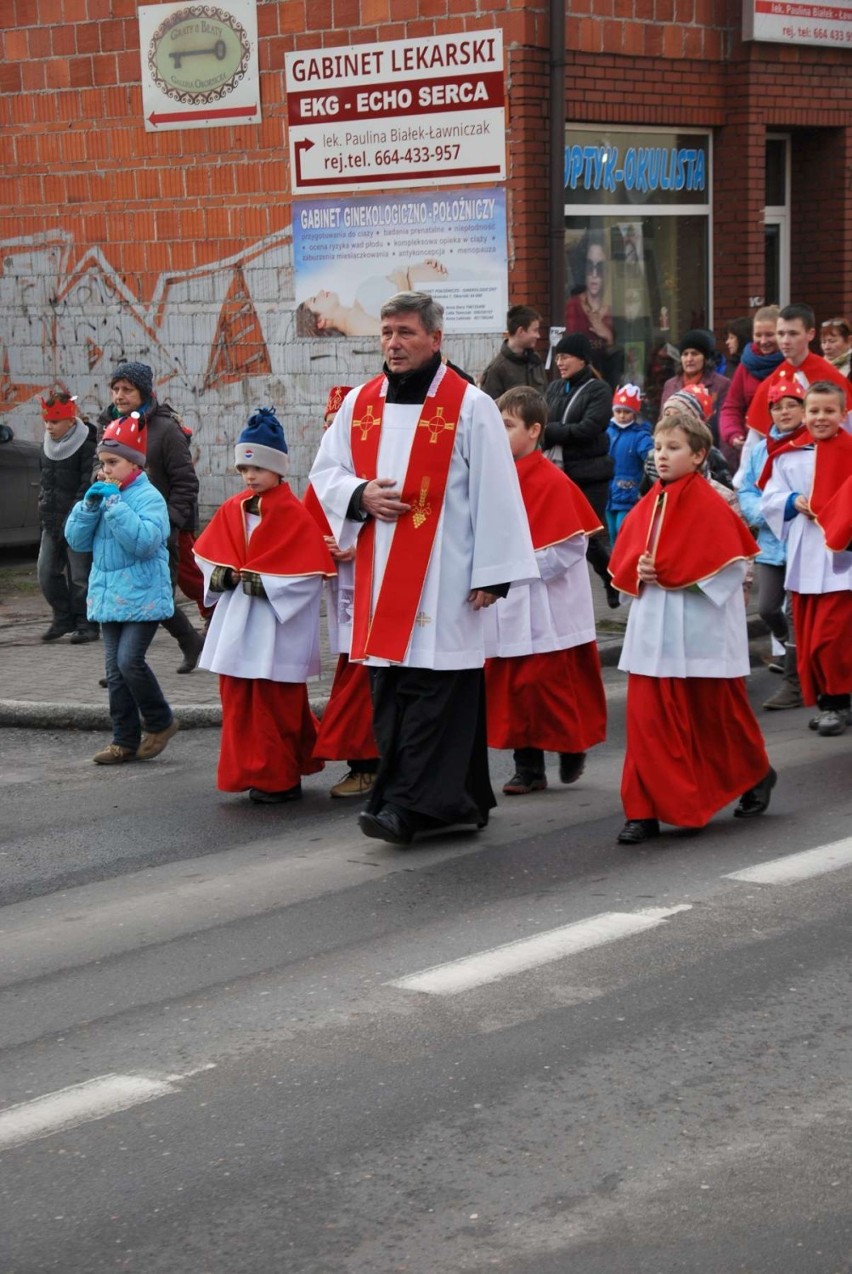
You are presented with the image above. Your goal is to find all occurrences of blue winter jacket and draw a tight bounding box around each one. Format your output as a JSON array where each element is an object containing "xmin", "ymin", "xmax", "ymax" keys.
[
  {"xmin": 65, "ymin": 472, "xmax": 174, "ymax": 622},
  {"xmin": 606, "ymin": 418, "xmax": 654, "ymax": 511},
  {"xmin": 736, "ymin": 431, "xmax": 787, "ymax": 566}
]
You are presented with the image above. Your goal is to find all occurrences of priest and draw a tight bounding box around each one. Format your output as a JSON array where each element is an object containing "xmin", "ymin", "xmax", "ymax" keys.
[{"xmin": 309, "ymin": 291, "xmax": 538, "ymax": 846}]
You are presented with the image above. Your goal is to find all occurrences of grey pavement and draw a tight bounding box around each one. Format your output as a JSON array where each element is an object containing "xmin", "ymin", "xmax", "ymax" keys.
[{"xmin": 0, "ymin": 559, "xmax": 766, "ymax": 729}]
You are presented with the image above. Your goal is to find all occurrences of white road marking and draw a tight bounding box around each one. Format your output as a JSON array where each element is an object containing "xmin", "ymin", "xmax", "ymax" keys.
[
  {"xmin": 724, "ymin": 837, "xmax": 852, "ymax": 885},
  {"xmin": 0, "ymin": 1067, "xmax": 214, "ymax": 1151},
  {"xmin": 387, "ymin": 905, "xmax": 692, "ymax": 996}
]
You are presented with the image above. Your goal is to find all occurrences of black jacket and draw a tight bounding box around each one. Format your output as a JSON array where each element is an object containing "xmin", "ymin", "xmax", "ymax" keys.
[
  {"xmin": 543, "ymin": 367, "xmax": 614, "ymax": 488},
  {"xmin": 39, "ymin": 421, "xmax": 97, "ymax": 535},
  {"xmin": 97, "ymin": 401, "xmax": 199, "ymax": 531}
]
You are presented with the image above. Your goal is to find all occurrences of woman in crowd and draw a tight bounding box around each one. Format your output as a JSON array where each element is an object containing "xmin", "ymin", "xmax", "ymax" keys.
[{"xmin": 661, "ymin": 328, "xmax": 730, "ymax": 447}]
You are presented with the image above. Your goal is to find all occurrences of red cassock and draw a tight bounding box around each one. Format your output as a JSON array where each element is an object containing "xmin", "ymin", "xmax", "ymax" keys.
[
  {"xmin": 485, "ymin": 450, "xmax": 607, "ymax": 752},
  {"xmin": 611, "ymin": 473, "xmax": 768, "ymax": 828},
  {"xmin": 313, "ymin": 653, "xmax": 378, "ymax": 761}
]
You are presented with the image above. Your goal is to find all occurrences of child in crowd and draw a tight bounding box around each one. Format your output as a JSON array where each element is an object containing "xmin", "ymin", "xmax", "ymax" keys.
[
  {"xmin": 484, "ymin": 387, "xmax": 607, "ymax": 794},
  {"xmin": 738, "ymin": 374, "xmax": 806, "ymax": 710},
  {"xmin": 606, "ymin": 383, "xmax": 653, "ymax": 542},
  {"xmin": 305, "ymin": 386, "xmax": 380, "ymax": 799},
  {"xmin": 194, "ymin": 408, "xmax": 336, "ymax": 803},
  {"xmin": 37, "ymin": 391, "xmax": 98, "ymax": 643},
  {"xmin": 65, "ymin": 413, "xmax": 178, "ymax": 765},
  {"xmin": 609, "ymin": 406, "xmax": 775, "ymax": 844},
  {"xmin": 760, "ymin": 381, "xmax": 852, "ymax": 736},
  {"xmin": 642, "ymin": 384, "xmax": 733, "ymax": 495}
]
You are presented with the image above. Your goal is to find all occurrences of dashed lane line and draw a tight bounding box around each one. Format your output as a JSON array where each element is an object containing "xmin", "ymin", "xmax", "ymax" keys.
[
  {"xmin": 386, "ymin": 904, "xmax": 692, "ymax": 996},
  {"xmin": 0, "ymin": 1065, "xmax": 215, "ymax": 1152},
  {"xmin": 723, "ymin": 836, "xmax": 852, "ymax": 885}
]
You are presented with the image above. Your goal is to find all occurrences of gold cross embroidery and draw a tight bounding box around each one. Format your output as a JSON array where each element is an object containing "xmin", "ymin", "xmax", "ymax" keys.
[
  {"xmin": 411, "ymin": 477, "xmax": 432, "ymax": 528},
  {"xmin": 419, "ymin": 406, "xmax": 455, "ymax": 444},
  {"xmin": 414, "ymin": 611, "xmax": 432, "ymax": 628},
  {"xmin": 353, "ymin": 405, "xmax": 380, "ymax": 442}
]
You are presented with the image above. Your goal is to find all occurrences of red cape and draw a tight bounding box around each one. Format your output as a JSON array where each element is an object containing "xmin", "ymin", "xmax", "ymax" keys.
[
  {"xmin": 609, "ymin": 471, "xmax": 758, "ymax": 597},
  {"xmin": 516, "ymin": 450, "xmax": 602, "ymax": 550},
  {"xmin": 746, "ymin": 353, "xmax": 852, "ymax": 436},
  {"xmin": 194, "ymin": 481, "xmax": 336, "ymax": 578},
  {"xmin": 303, "ymin": 482, "xmax": 333, "ymax": 538},
  {"xmin": 811, "ymin": 431, "xmax": 852, "ymax": 550}
]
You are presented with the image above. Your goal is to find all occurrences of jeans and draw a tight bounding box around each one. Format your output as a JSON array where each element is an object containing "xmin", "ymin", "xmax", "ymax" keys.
[
  {"xmin": 101, "ymin": 621, "xmax": 173, "ymax": 750},
  {"xmin": 37, "ymin": 528, "xmax": 92, "ymax": 628}
]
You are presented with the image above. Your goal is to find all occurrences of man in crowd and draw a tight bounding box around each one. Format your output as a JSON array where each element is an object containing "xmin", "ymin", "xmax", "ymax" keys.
[
  {"xmin": 309, "ymin": 291, "xmax": 537, "ymax": 847},
  {"xmin": 480, "ymin": 305, "xmax": 547, "ymax": 399}
]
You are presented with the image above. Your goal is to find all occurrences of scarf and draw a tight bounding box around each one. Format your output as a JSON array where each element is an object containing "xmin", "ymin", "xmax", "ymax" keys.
[
  {"xmin": 42, "ymin": 418, "xmax": 88, "ymax": 461},
  {"xmin": 739, "ymin": 342, "xmax": 784, "ymax": 381}
]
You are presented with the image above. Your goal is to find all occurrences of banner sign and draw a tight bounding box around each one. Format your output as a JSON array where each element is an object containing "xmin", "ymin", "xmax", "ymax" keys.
[
  {"xmin": 284, "ymin": 32, "xmax": 506, "ymax": 194},
  {"xmin": 564, "ymin": 130, "xmax": 710, "ymax": 208},
  {"xmin": 743, "ymin": 0, "xmax": 852, "ymax": 46}
]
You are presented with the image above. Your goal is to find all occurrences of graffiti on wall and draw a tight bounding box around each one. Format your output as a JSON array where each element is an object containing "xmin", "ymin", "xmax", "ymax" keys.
[{"xmin": 0, "ymin": 228, "xmax": 493, "ymax": 511}]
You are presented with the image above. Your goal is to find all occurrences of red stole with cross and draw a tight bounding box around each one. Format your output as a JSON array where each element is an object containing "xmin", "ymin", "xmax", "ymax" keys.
[{"xmin": 349, "ymin": 365, "xmax": 468, "ymax": 662}]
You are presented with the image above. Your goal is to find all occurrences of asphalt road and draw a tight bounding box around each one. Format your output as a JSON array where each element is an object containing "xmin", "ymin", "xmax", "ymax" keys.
[{"xmin": 0, "ymin": 668, "xmax": 850, "ymax": 1273}]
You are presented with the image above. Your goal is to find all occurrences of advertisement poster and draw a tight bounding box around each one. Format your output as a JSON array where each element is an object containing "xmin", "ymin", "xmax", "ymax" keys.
[
  {"xmin": 293, "ymin": 188, "xmax": 507, "ymax": 336},
  {"xmin": 284, "ymin": 31, "xmax": 505, "ymax": 194}
]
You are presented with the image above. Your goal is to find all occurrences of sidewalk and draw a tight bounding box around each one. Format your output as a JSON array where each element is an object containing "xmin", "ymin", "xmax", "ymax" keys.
[{"xmin": 1, "ymin": 555, "xmax": 763, "ymax": 730}]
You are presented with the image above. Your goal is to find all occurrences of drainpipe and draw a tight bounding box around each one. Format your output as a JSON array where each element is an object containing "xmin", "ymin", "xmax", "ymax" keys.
[{"xmin": 549, "ymin": 0, "xmax": 566, "ymax": 333}]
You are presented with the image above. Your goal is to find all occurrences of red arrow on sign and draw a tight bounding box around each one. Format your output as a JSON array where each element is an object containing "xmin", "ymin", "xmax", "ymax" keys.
[
  {"xmin": 148, "ymin": 104, "xmax": 259, "ymax": 126},
  {"xmin": 294, "ymin": 137, "xmax": 315, "ymax": 185}
]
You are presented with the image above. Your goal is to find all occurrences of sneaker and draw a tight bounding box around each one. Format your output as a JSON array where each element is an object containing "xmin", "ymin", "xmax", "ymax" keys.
[
  {"xmin": 502, "ymin": 770, "xmax": 547, "ymax": 795},
  {"xmin": 136, "ymin": 719, "xmax": 180, "ymax": 760},
  {"xmin": 42, "ymin": 622, "xmax": 75, "ymax": 642},
  {"xmin": 816, "ymin": 708, "xmax": 849, "ymax": 737},
  {"xmin": 762, "ymin": 654, "xmax": 784, "ymax": 675},
  {"xmin": 329, "ymin": 769, "xmax": 377, "ymax": 799},
  {"xmin": 762, "ymin": 682, "xmax": 803, "ymax": 710},
  {"xmin": 558, "ymin": 752, "xmax": 586, "ymax": 784},
  {"xmin": 93, "ymin": 743, "xmax": 137, "ymax": 765}
]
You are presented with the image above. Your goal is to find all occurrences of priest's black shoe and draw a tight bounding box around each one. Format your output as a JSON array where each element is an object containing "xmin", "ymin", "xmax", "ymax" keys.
[
  {"xmin": 248, "ymin": 784, "xmax": 302, "ymax": 804},
  {"xmin": 733, "ymin": 767, "xmax": 777, "ymax": 819},
  {"xmin": 617, "ymin": 818, "xmax": 660, "ymax": 845},
  {"xmin": 358, "ymin": 804, "xmax": 414, "ymax": 847}
]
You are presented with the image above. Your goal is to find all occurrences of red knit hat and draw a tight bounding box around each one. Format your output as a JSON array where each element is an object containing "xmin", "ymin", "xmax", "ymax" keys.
[
  {"xmin": 40, "ymin": 394, "xmax": 78, "ymax": 423},
  {"xmin": 324, "ymin": 385, "xmax": 351, "ymax": 421},
  {"xmin": 613, "ymin": 383, "xmax": 642, "ymax": 415},
  {"xmin": 98, "ymin": 412, "xmax": 147, "ymax": 466}
]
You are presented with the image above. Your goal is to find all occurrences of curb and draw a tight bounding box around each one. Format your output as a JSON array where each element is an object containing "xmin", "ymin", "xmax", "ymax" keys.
[{"xmin": 0, "ymin": 622, "xmax": 768, "ymax": 731}]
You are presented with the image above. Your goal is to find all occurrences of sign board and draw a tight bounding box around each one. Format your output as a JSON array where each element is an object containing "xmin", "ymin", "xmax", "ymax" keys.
[
  {"xmin": 140, "ymin": 0, "xmax": 260, "ymax": 131},
  {"xmin": 284, "ymin": 31, "xmax": 506, "ymax": 194},
  {"xmin": 293, "ymin": 188, "xmax": 507, "ymax": 335},
  {"xmin": 743, "ymin": 0, "xmax": 852, "ymax": 47}
]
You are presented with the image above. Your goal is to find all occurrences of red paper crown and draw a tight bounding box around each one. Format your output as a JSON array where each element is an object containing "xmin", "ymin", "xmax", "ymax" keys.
[
  {"xmin": 613, "ymin": 383, "xmax": 642, "ymax": 415},
  {"xmin": 681, "ymin": 383, "xmax": 713, "ymax": 422},
  {"xmin": 40, "ymin": 395, "xmax": 78, "ymax": 423},
  {"xmin": 768, "ymin": 373, "xmax": 805, "ymax": 405},
  {"xmin": 324, "ymin": 385, "xmax": 351, "ymax": 420}
]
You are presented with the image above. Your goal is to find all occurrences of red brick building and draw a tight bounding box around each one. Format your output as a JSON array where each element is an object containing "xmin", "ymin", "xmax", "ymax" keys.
[{"xmin": 1, "ymin": 0, "xmax": 850, "ymax": 506}]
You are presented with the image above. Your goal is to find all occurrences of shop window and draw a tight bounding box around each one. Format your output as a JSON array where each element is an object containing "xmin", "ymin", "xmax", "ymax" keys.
[{"xmin": 563, "ymin": 129, "xmax": 711, "ymax": 416}]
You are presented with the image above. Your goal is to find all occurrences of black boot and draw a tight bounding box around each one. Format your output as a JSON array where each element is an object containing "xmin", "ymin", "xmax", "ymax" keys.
[{"xmin": 161, "ymin": 609, "xmax": 205, "ymax": 673}]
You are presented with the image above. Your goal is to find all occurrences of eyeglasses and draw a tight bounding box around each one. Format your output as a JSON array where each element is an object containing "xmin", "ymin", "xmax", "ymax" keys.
[{"xmin": 585, "ymin": 259, "xmax": 605, "ymax": 276}]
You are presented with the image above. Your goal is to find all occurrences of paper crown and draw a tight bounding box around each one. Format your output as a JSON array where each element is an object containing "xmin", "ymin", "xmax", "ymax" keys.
[
  {"xmin": 613, "ymin": 384, "xmax": 642, "ymax": 414},
  {"xmin": 40, "ymin": 395, "xmax": 78, "ymax": 423},
  {"xmin": 324, "ymin": 385, "xmax": 351, "ymax": 420},
  {"xmin": 768, "ymin": 373, "xmax": 805, "ymax": 404},
  {"xmin": 98, "ymin": 412, "xmax": 147, "ymax": 466}
]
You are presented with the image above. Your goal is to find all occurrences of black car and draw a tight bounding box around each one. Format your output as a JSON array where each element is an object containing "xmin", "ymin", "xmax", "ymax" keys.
[{"xmin": 0, "ymin": 422, "xmax": 41, "ymax": 547}]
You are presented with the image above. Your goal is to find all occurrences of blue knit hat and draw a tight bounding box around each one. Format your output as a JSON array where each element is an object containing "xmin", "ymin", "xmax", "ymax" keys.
[
  {"xmin": 109, "ymin": 361, "xmax": 154, "ymax": 400},
  {"xmin": 234, "ymin": 407, "xmax": 289, "ymax": 476}
]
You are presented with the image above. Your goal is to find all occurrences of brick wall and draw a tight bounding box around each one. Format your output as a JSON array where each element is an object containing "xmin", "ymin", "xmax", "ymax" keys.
[{"xmin": 2, "ymin": 0, "xmax": 852, "ymax": 515}]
